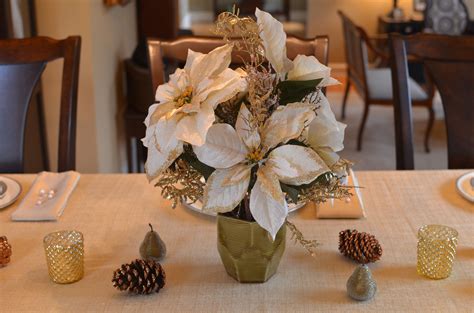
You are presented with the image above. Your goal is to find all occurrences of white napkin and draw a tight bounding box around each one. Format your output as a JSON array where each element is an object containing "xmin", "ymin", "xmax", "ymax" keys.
[
  {"xmin": 11, "ymin": 171, "xmax": 80, "ymax": 221},
  {"xmin": 316, "ymin": 169, "xmax": 366, "ymax": 219}
]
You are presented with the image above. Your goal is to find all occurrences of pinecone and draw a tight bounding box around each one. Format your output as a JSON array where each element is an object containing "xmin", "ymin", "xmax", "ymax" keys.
[
  {"xmin": 0, "ymin": 236, "xmax": 12, "ymax": 268},
  {"xmin": 112, "ymin": 259, "xmax": 165, "ymax": 295},
  {"xmin": 339, "ymin": 229, "xmax": 382, "ymax": 264}
]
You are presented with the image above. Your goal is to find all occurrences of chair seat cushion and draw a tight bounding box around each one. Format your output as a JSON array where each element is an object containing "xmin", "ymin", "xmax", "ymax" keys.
[{"xmin": 367, "ymin": 68, "xmax": 428, "ymax": 101}]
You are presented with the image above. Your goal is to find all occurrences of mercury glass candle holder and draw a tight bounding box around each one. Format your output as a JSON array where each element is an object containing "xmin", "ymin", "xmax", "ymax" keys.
[
  {"xmin": 43, "ymin": 230, "xmax": 84, "ymax": 284},
  {"xmin": 417, "ymin": 225, "xmax": 458, "ymax": 279}
]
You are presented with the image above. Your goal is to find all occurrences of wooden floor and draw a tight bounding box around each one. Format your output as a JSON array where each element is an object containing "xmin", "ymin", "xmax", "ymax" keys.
[{"xmin": 325, "ymin": 76, "xmax": 448, "ymax": 170}]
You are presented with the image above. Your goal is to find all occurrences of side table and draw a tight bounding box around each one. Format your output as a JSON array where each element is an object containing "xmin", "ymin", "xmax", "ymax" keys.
[{"xmin": 378, "ymin": 16, "xmax": 425, "ymax": 83}]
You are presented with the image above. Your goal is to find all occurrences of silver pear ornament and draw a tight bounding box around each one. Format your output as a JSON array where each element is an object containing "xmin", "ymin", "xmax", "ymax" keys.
[
  {"xmin": 140, "ymin": 223, "xmax": 166, "ymax": 261},
  {"xmin": 346, "ymin": 264, "xmax": 377, "ymax": 301}
]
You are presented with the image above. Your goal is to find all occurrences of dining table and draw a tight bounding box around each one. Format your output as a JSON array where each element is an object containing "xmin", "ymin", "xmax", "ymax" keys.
[{"xmin": 0, "ymin": 170, "xmax": 473, "ymax": 312}]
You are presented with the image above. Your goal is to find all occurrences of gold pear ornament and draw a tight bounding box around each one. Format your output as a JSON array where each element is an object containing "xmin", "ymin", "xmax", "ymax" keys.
[{"xmin": 140, "ymin": 224, "xmax": 166, "ymax": 261}]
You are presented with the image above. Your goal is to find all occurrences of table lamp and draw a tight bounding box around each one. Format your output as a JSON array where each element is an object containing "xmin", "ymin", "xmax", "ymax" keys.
[{"xmin": 388, "ymin": 0, "xmax": 405, "ymax": 19}]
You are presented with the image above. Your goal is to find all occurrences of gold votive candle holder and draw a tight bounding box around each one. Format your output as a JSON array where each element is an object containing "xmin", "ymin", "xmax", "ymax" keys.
[
  {"xmin": 417, "ymin": 224, "xmax": 458, "ymax": 279},
  {"xmin": 43, "ymin": 230, "xmax": 84, "ymax": 284}
]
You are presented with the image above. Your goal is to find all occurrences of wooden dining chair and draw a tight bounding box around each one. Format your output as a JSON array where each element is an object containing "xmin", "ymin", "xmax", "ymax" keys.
[
  {"xmin": 0, "ymin": 36, "xmax": 81, "ymax": 173},
  {"xmin": 338, "ymin": 11, "xmax": 436, "ymax": 152},
  {"xmin": 147, "ymin": 35, "xmax": 329, "ymax": 92},
  {"xmin": 390, "ymin": 33, "xmax": 474, "ymax": 169}
]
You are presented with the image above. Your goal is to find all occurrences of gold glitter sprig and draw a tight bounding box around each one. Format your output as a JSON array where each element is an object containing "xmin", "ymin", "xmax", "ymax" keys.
[
  {"xmin": 298, "ymin": 174, "xmax": 353, "ymax": 204},
  {"xmin": 214, "ymin": 6, "xmax": 263, "ymax": 60},
  {"xmin": 331, "ymin": 158, "xmax": 353, "ymax": 175},
  {"xmin": 155, "ymin": 161, "xmax": 205, "ymax": 209},
  {"xmin": 213, "ymin": 5, "xmax": 282, "ymax": 129},
  {"xmin": 302, "ymin": 88, "xmax": 323, "ymax": 105},
  {"xmin": 246, "ymin": 65, "xmax": 278, "ymax": 127},
  {"xmin": 286, "ymin": 220, "xmax": 320, "ymax": 257}
]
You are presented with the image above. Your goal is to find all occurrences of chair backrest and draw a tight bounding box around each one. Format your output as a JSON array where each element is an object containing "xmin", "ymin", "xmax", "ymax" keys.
[
  {"xmin": 390, "ymin": 33, "xmax": 474, "ymax": 169},
  {"xmin": 337, "ymin": 11, "xmax": 369, "ymax": 97},
  {"xmin": 425, "ymin": 0, "xmax": 469, "ymax": 35},
  {"xmin": 147, "ymin": 35, "xmax": 329, "ymax": 92},
  {"xmin": 0, "ymin": 36, "xmax": 81, "ymax": 173}
]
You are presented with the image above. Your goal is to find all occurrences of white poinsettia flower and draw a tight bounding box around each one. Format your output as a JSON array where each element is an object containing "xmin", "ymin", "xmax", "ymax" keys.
[
  {"xmin": 288, "ymin": 55, "xmax": 340, "ymax": 87},
  {"xmin": 255, "ymin": 8, "xmax": 293, "ymax": 80},
  {"xmin": 142, "ymin": 44, "xmax": 247, "ymax": 181},
  {"xmin": 194, "ymin": 103, "xmax": 330, "ymax": 239},
  {"xmin": 307, "ymin": 94, "xmax": 346, "ymax": 167}
]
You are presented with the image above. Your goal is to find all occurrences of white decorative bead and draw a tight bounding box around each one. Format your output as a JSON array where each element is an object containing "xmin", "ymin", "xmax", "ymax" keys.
[
  {"xmin": 47, "ymin": 189, "xmax": 55, "ymax": 199},
  {"xmin": 37, "ymin": 188, "xmax": 56, "ymax": 204}
]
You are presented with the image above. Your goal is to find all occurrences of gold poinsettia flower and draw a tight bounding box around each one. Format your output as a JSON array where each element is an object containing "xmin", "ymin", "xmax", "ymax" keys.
[
  {"xmin": 142, "ymin": 44, "xmax": 247, "ymax": 181},
  {"xmin": 193, "ymin": 103, "xmax": 330, "ymax": 238}
]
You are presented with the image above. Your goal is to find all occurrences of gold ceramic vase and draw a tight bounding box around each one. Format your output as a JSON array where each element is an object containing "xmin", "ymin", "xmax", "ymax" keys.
[{"xmin": 217, "ymin": 214, "xmax": 286, "ymax": 283}]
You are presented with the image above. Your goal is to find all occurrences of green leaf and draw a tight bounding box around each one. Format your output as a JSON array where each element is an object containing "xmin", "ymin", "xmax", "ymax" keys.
[
  {"xmin": 280, "ymin": 183, "xmax": 300, "ymax": 203},
  {"xmin": 298, "ymin": 171, "xmax": 334, "ymax": 189},
  {"xmin": 277, "ymin": 78, "xmax": 323, "ymax": 105},
  {"xmin": 180, "ymin": 151, "xmax": 215, "ymax": 179},
  {"xmin": 285, "ymin": 139, "xmax": 308, "ymax": 147}
]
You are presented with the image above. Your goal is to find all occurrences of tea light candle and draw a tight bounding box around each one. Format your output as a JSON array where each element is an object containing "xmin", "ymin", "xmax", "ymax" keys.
[
  {"xmin": 417, "ymin": 224, "xmax": 458, "ymax": 279},
  {"xmin": 43, "ymin": 230, "xmax": 84, "ymax": 284}
]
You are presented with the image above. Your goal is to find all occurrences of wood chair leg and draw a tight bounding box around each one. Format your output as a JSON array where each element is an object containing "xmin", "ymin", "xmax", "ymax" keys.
[
  {"xmin": 357, "ymin": 101, "xmax": 370, "ymax": 151},
  {"xmin": 136, "ymin": 138, "xmax": 145, "ymax": 173},
  {"xmin": 341, "ymin": 80, "xmax": 351, "ymax": 120},
  {"xmin": 126, "ymin": 135, "xmax": 134, "ymax": 173},
  {"xmin": 424, "ymin": 106, "xmax": 435, "ymax": 153}
]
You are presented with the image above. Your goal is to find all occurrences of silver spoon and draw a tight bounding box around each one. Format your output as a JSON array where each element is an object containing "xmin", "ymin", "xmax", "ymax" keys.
[{"xmin": 0, "ymin": 181, "xmax": 7, "ymax": 199}]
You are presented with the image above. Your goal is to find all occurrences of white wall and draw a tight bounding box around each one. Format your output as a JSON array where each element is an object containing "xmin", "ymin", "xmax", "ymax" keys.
[
  {"xmin": 307, "ymin": 0, "xmax": 414, "ymax": 63},
  {"xmin": 35, "ymin": 0, "xmax": 137, "ymax": 173},
  {"xmin": 466, "ymin": 0, "xmax": 474, "ymax": 16},
  {"xmin": 90, "ymin": 2, "xmax": 137, "ymax": 172}
]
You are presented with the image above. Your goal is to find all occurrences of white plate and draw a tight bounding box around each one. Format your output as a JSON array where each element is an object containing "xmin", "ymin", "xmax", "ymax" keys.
[
  {"xmin": 0, "ymin": 176, "xmax": 22, "ymax": 210},
  {"xmin": 456, "ymin": 171, "xmax": 474, "ymax": 203},
  {"xmin": 182, "ymin": 199, "xmax": 305, "ymax": 217}
]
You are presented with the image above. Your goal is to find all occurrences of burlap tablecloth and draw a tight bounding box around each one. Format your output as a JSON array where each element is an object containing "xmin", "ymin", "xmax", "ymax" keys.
[{"xmin": 0, "ymin": 171, "xmax": 472, "ymax": 312}]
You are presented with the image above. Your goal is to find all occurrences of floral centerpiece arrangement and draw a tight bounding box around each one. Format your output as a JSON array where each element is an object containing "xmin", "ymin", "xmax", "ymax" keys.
[{"xmin": 143, "ymin": 7, "xmax": 352, "ymax": 283}]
